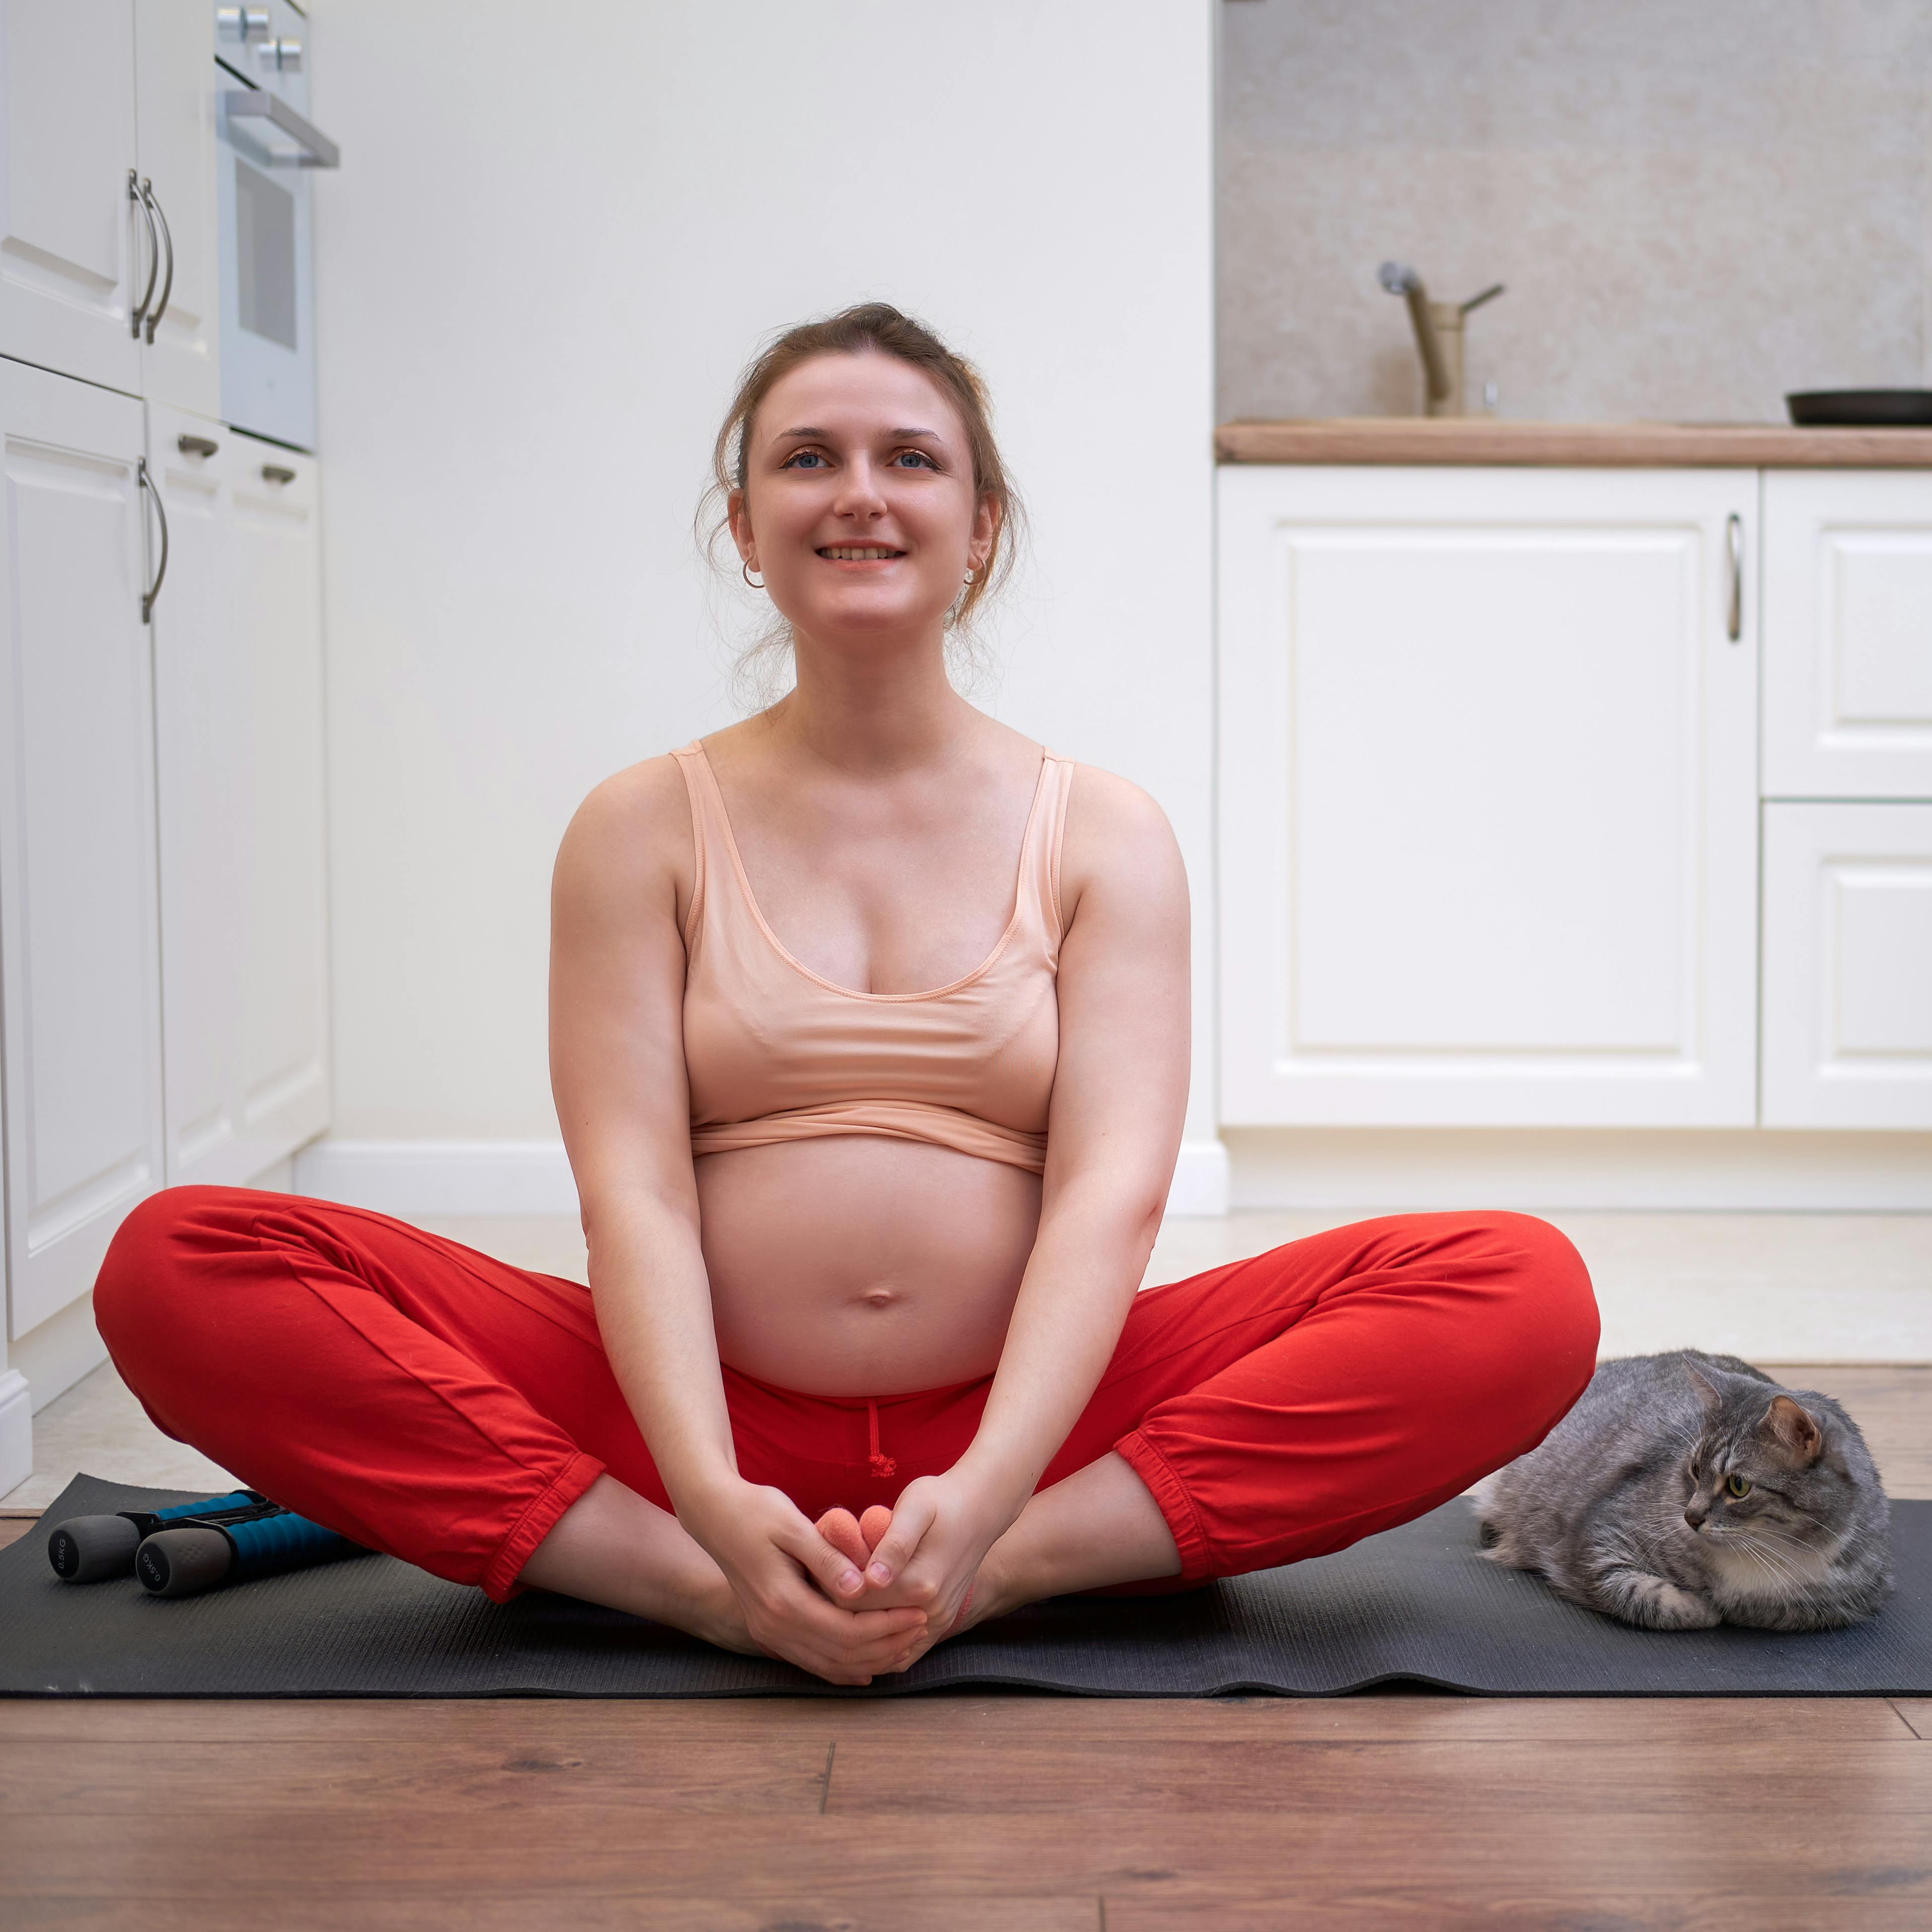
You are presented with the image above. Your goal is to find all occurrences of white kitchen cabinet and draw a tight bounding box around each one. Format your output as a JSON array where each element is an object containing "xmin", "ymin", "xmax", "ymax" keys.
[
  {"xmin": 0, "ymin": 0, "xmax": 142, "ymax": 395},
  {"xmin": 134, "ymin": 0, "xmax": 220, "ymax": 418},
  {"xmin": 1763, "ymin": 471, "xmax": 1932, "ymax": 801},
  {"xmin": 1761, "ymin": 802, "xmax": 1932, "ymax": 1129},
  {"xmin": 0, "ymin": 0, "xmax": 218, "ymax": 412},
  {"xmin": 149, "ymin": 404, "xmax": 330, "ymax": 1187},
  {"xmin": 0, "ymin": 357, "xmax": 165, "ymax": 1339},
  {"xmin": 1218, "ymin": 465, "xmax": 1759, "ymax": 1127}
]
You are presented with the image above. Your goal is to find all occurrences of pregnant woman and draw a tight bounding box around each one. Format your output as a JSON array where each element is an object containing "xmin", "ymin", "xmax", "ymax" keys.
[{"xmin": 94, "ymin": 304, "xmax": 1599, "ymax": 1685}]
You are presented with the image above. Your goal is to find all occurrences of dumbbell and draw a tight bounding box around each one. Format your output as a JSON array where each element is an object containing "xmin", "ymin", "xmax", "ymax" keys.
[
  {"xmin": 47, "ymin": 1490, "xmax": 360, "ymax": 1597},
  {"xmin": 47, "ymin": 1491, "xmax": 265, "ymax": 1584}
]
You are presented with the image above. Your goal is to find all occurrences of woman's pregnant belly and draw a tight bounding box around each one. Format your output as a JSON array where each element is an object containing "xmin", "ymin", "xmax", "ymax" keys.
[{"xmin": 696, "ymin": 1135, "xmax": 1042, "ymax": 1396}]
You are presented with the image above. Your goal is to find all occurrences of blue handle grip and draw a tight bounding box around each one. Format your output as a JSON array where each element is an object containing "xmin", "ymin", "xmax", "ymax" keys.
[{"xmin": 223, "ymin": 1510, "xmax": 357, "ymax": 1578}]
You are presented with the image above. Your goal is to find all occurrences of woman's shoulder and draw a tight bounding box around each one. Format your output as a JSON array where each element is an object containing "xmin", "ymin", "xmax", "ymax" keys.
[
  {"xmin": 553, "ymin": 752, "xmax": 696, "ymax": 912},
  {"xmin": 1057, "ymin": 758, "xmax": 1185, "ymax": 921}
]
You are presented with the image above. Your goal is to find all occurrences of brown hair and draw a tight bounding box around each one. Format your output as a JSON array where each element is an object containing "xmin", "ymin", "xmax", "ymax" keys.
[{"xmin": 702, "ymin": 304, "xmax": 1024, "ymax": 698}]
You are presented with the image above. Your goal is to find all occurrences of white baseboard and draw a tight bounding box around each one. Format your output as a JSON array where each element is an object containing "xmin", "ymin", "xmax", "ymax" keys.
[
  {"xmin": 1224, "ymin": 1128, "xmax": 1932, "ymax": 1213},
  {"xmin": 9, "ymin": 1293, "xmax": 110, "ymax": 1415},
  {"xmin": 294, "ymin": 1139, "xmax": 581, "ymax": 1217},
  {"xmin": 0, "ymin": 1371, "xmax": 30, "ymax": 1499},
  {"xmin": 1167, "ymin": 1138, "xmax": 1231, "ymax": 1216}
]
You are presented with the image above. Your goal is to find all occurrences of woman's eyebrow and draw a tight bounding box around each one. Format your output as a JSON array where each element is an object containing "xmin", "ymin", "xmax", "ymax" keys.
[{"xmin": 769, "ymin": 426, "xmax": 945, "ymax": 443}]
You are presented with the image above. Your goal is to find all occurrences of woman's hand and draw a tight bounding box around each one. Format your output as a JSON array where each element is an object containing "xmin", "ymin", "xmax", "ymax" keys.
[
  {"xmin": 840, "ymin": 1469, "xmax": 1021, "ymax": 1663},
  {"xmin": 678, "ymin": 1477, "xmax": 930, "ymax": 1686}
]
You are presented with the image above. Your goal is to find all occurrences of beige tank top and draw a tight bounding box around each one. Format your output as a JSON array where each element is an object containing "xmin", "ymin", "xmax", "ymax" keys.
[{"xmin": 673, "ymin": 742, "xmax": 1073, "ymax": 1175}]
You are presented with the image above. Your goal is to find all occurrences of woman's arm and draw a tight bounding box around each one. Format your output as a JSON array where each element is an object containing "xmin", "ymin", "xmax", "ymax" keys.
[
  {"xmin": 549, "ymin": 759, "xmax": 929, "ymax": 1674},
  {"xmin": 857, "ymin": 765, "xmax": 1192, "ymax": 1615}
]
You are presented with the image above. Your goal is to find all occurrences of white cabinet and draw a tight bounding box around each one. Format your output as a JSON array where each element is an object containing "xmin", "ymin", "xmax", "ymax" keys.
[
  {"xmin": 1218, "ymin": 465, "xmax": 1759, "ymax": 1127},
  {"xmin": 134, "ymin": 1, "xmax": 220, "ymax": 418},
  {"xmin": 0, "ymin": 0, "xmax": 218, "ymax": 413},
  {"xmin": 149, "ymin": 405, "xmax": 330, "ymax": 1185},
  {"xmin": 0, "ymin": 358, "xmax": 166, "ymax": 1339},
  {"xmin": 1762, "ymin": 803, "xmax": 1932, "ymax": 1129},
  {"xmin": 0, "ymin": 0, "xmax": 142, "ymax": 395},
  {"xmin": 1763, "ymin": 472, "xmax": 1932, "ymax": 800}
]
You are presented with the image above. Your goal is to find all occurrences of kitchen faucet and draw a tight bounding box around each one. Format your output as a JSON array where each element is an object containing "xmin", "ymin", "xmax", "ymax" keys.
[{"xmin": 1378, "ymin": 263, "xmax": 1504, "ymax": 417}]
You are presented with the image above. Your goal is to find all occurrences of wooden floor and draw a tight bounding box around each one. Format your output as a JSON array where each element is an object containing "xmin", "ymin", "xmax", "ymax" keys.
[{"xmin": 3, "ymin": 1363, "xmax": 1928, "ymax": 1930}]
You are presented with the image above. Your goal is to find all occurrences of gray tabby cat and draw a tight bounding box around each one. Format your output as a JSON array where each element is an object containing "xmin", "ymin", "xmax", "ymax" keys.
[{"xmin": 1476, "ymin": 1349, "xmax": 1892, "ymax": 1632}]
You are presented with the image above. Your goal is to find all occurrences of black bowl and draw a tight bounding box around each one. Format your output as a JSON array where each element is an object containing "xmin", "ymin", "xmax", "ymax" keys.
[{"xmin": 1787, "ymin": 389, "xmax": 1932, "ymax": 427}]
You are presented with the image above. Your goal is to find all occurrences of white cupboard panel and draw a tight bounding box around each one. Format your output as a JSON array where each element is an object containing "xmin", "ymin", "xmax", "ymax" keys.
[
  {"xmin": 1218, "ymin": 465, "xmax": 1758, "ymax": 1126},
  {"xmin": 0, "ymin": 359, "xmax": 163, "ymax": 1338},
  {"xmin": 1763, "ymin": 471, "xmax": 1932, "ymax": 799},
  {"xmin": 0, "ymin": 0, "xmax": 141, "ymax": 396},
  {"xmin": 150, "ymin": 408, "xmax": 329, "ymax": 1187},
  {"xmin": 134, "ymin": 0, "xmax": 220, "ymax": 418},
  {"xmin": 1762, "ymin": 802, "xmax": 1932, "ymax": 1128}
]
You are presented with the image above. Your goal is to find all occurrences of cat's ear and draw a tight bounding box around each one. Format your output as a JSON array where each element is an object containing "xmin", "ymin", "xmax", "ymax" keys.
[
  {"xmin": 1760, "ymin": 1395, "xmax": 1824, "ymax": 1466},
  {"xmin": 1686, "ymin": 1365, "xmax": 1725, "ymax": 1416}
]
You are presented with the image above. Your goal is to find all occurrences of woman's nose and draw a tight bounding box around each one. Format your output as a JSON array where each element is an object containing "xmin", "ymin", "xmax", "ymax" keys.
[{"xmin": 833, "ymin": 460, "xmax": 888, "ymax": 517}]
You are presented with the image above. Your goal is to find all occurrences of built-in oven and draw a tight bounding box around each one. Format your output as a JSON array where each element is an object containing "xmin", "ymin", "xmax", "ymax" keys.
[{"xmin": 213, "ymin": 3, "xmax": 339, "ymax": 451}]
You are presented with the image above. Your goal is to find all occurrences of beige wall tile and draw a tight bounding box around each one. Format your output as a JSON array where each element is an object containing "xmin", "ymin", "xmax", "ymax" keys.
[{"xmin": 1220, "ymin": 0, "xmax": 1932, "ymax": 422}]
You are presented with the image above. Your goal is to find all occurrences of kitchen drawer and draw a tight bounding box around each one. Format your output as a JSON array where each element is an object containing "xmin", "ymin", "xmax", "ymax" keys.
[
  {"xmin": 1763, "ymin": 472, "xmax": 1932, "ymax": 800},
  {"xmin": 1761, "ymin": 801, "xmax": 1932, "ymax": 1128}
]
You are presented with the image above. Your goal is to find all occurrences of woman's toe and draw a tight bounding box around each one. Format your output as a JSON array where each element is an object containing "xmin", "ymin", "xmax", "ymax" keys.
[
  {"xmin": 859, "ymin": 1504, "xmax": 894, "ymax": 1553},
  {"xmin": 816, "ymin": 1507, "xmax": 868, "ymax": 1568}
]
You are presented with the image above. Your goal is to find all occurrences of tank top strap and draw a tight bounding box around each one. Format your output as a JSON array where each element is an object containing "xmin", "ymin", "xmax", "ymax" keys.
[
  {"xmin": 669, "ymin": 741, "xmax": 730, "ymax": 947},
  {"xmin": 1023, "ymin": 751, "xmax": 1077, "ymax": 948}
]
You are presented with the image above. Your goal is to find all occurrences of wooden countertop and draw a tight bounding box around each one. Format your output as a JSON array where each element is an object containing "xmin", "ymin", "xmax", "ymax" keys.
[{"xmin": 1216, "ymin": 417, "xmax": 1932, "ymax": 467}]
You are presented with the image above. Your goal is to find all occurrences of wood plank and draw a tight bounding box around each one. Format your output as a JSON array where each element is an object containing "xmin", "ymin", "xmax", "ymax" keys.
[
  {"xmin": 825, "ymin": 1738, "xmax": 1932, "ymax": 1815},
  {"xmin": 0, "ymin": 1694, "xmax": 1914, "ymax": 1746},
  {"xmin": 0, "ymin": 1808, "xmax": 1924, "ymax": 1902},
  {"xmin": 1105, "ymin": 1897, "xmax": 1932, "ymax": 1931},
  {"xmin": 0, "ymin": 1736, "xmax": 834, "ymax": 1815},
  {"xmin": 0, "ymin": 1899, "xmax": 1097, "ymax": 1932},
  {"xmin": 0, "ymin": 1514, "xmax": 36, "ymax": 1549},
  {"xmin": 1213, "ymin": 417, "xmax": 1932, "ymax": 469},
  {"xmin": 1894, "ymin": 1699, "xmax": 1932, "ymax": 1740}
]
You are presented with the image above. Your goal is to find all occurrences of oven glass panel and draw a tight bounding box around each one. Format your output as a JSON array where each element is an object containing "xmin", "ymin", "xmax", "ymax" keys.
[{"xmin": 235, "ymin": 157, "xmax": 297, "ymax": 349}]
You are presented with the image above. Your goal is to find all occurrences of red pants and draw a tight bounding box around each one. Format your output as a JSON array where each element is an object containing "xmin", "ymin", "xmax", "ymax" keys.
[{"xmin": 93, "ymin": 1187, "xmax": 1598, "ymax": 1604}]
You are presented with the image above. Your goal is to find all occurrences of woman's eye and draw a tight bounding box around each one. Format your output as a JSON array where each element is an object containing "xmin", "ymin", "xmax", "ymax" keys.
[
  {"xmin": 1725, "ymin": 1474, "xmax": 1753, "ymax": 1499},
  {"xmin": 781, "ymin": 451, "xmax": 827, "ymax": 469},
  {"xmin": 894, "ymin": 450, "xmax": 937, "ymax": 469}
]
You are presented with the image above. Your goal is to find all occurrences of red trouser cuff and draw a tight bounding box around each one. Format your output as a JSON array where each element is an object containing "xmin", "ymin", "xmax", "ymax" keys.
[
  {"xmin": 481, "ymin": 1451, "xmax": 605, "ymax": 1603},
  {"xmin": 1114, "ymin": 1429, "xmax": 1214, "ymax": 1582}
]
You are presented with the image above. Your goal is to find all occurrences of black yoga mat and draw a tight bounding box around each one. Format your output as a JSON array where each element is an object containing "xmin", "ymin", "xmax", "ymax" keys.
[{"xmin": 3, "ymin": 1475, "xmax": 1928, "ymax": 1699}]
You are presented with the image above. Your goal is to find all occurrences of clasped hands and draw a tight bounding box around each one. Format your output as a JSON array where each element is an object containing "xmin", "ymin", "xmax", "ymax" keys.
[{"xmin": 681, "ymin": 1468, "xmax": 1012, "ymax": 1686}]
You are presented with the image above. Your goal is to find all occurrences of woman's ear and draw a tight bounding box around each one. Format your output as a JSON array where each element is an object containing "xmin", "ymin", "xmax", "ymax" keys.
[
  {"xmin": 967, "ymin": 494, "xmax": 999, "ymax": 576},
  {"xmin": 727, "ymin": 486, "xmax": 755, "ymax": 567}
]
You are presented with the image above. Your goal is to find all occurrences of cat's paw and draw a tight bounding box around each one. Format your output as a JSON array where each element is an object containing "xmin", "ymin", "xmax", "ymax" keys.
[{"xmin": 1628, "ymin": 1576, "xmax": 1721, "ymax": 1631}]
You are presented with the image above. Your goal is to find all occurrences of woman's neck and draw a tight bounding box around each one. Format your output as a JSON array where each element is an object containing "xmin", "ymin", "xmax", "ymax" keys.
[{"xmin": 769, "ymin": 629, "xmax": 981, "ymax": 777}]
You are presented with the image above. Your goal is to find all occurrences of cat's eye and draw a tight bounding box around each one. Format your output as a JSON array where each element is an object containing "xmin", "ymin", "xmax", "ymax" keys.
[{"xmin": 1725, "ymin": 1474, "xmax": 1752, "ymax": 1499}]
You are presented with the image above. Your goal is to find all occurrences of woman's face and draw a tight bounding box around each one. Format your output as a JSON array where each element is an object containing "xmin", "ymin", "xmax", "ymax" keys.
[{"xmin": 730, "ymin": 350, "xmax": 995, "ymax": 650}]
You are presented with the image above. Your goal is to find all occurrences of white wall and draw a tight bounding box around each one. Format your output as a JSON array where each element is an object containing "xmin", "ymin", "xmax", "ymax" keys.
[{"xmin": 306, "ymin": 3, "xmax": 1222, "ymax": 1207}]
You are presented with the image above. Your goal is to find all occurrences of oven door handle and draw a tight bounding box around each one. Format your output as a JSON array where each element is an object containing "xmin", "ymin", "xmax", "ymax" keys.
[
  {"xmin": 128, "ymin": 170, "xmax": 159, "ymax": 338},
  {"xmin": 142, "ymin": 179, "xmax": 174, "ymax": 345},
  {"xmin": 221, "ymin": 89, "xmax": 341, "ymax": 169}
]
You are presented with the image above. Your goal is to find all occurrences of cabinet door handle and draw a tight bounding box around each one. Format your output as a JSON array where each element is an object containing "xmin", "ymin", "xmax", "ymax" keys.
[
  {"xmin": 128, "ymin": 171, "xmax": 159, "ymax": 339},
  {"xmin": 142, "ymin": 180, "xmax": 175, "ymax": 345},
  {"xmin": 177, "ymin": 433, "xmax": 219, "ymax": 458},
  {"xmin": 261, "ymin": 464, "xmax": 296, "ymax": 485},
  {"xmin": 137, "ymin": 457, "xmax": 170, "ymax": 624},
  {"xmin": 1725, "ymin": 512, "xmax": 1743, "ymax": 642}
]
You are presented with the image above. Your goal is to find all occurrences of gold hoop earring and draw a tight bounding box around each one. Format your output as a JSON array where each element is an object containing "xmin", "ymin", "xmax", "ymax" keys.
[
  {"xmin": 962, "ymin": 568, "xmax": 976, "ymax": 587},
  {"xmin": 742, "ymin": 560, "xmax": 764, "ymax": 591}
]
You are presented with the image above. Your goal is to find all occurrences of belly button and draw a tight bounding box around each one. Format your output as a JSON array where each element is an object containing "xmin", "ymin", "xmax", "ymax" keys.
[{"xmin": 860, "ymin": 1289, "xmax": 899, "ymax": 1310}]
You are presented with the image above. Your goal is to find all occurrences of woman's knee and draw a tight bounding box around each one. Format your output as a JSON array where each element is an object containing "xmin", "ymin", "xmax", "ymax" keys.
[
  {"xmin": 93, "ymin": 1184, "xmax": 256, "ymax": 1370},
  {"xmin": 1471, "ymin": 1210, "xmax": 1600, "ymax": 1416}
]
